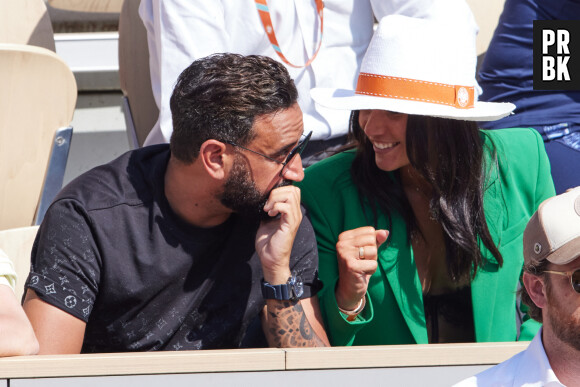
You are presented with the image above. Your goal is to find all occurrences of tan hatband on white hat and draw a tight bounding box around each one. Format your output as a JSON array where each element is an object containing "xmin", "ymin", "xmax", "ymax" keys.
[
  {"xmin": 523, "ymin": 186, "xmax": 580, "ymax": 266},
  {"xmin": 311, "ymin": 15, "xmax": 515, "ymax": 121}
]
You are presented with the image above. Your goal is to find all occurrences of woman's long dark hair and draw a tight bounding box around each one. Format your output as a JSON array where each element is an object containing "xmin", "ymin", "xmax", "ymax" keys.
[{"xmin": 350, "ymin": 111, "xmax": 502, "ymax": 281}]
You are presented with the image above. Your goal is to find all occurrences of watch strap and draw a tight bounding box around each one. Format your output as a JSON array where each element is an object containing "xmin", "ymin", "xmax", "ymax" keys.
[{"xmin": 261, "ymin": 273, "xmax": 304, "ymax": 301}]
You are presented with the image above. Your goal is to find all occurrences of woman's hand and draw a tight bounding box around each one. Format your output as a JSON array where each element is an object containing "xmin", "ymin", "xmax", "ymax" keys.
[{"xmin": 335, "ymin": 227, "xmax": 389, "ymax": 311}]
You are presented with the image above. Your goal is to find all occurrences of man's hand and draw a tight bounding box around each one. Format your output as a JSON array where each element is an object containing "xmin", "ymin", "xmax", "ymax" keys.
[
  {"xmin": 255, "ymin": 185, "xmax": 302, "ymax": 284},
  {"xmin": 256, "ymin": 185, "xmax": 329, "ymax": 347},
  {"xmin": 335, "ymin": 227, "xmax": 389, "ymax": 311}
]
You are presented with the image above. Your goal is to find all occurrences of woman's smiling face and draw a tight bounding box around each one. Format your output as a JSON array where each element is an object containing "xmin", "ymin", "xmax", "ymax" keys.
[{"xmin": 359, "ymin": 109, "xmax": 410, "ymax": 172}]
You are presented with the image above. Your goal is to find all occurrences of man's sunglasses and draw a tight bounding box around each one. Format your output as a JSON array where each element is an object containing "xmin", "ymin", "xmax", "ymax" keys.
[
  {"xmin": 224, "ymin": 131, "xmax": 312, "ymax": 177},
  {"xmin": 544, "ymin": 269, "xmax": 580, "ymax": 293}
]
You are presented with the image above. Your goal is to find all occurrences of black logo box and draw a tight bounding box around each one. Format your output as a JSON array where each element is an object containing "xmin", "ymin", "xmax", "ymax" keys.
[{"xmin": 533, "ymin": 20, "xmax": 580, "ymax": 90}]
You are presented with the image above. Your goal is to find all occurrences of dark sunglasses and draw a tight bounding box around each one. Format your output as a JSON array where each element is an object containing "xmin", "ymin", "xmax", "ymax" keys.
[
  {"xmin": 544, "ymin": 268, "xmax": 580, "ymax": 293},
  {"xmin": 224, "ymin": 131, "xmax": 312, "ymax": 177}
]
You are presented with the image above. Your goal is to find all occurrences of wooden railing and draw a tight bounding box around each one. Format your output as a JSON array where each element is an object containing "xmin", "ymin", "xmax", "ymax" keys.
[{"xmin": 0, "ymin": 341, "xmax": 528, "ymax": 386}]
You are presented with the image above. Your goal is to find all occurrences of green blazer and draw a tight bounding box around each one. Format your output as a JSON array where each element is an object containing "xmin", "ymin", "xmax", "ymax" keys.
[{"xmin": 298, "ymin": 128, "xmax": 555, "ymax": 346}]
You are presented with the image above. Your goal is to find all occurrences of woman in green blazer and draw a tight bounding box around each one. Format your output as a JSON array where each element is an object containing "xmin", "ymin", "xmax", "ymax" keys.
[{"xmin": 297, "ymin": 15, "xmax": 555, "ymax": 346}]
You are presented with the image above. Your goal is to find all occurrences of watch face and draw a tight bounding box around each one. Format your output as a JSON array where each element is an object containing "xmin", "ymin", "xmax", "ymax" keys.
[{"xmin": 291, "ymin": 275, "xmax": 304, "ymax": 299}]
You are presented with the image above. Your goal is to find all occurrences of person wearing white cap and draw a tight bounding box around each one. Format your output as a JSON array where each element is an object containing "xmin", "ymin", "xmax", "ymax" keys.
[
  {"xmin": 455, "ymin": 187, "xmax": 580, "ymax": 386},
  {"xmin": 297, "ymin": 15, "xmax": 556, "ymax": 346}
]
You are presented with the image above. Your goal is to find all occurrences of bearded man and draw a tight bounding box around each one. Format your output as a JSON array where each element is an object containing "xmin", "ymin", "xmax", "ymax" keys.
[
  {"xmin": 456, "ymin": 187, "xmax": 580, "ymax": 386},
  {"xmin": 23, "ymin": 53, "xmax": 329, "ymax": 353}
]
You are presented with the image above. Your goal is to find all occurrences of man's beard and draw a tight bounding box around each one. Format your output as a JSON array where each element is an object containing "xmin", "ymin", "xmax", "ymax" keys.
[
  {"xmin": 219, "ymin": 155, "xmax": 290, "ymax": 220},
  {"xmin": 546, "ymin": 280, "xmax": 580, "ymax": 352}
]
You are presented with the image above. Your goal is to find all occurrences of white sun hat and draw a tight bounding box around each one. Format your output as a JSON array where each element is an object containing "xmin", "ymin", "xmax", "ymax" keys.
[{"xmin": 311, "ymin": 15, "xmax": 515, "ymax": 121}]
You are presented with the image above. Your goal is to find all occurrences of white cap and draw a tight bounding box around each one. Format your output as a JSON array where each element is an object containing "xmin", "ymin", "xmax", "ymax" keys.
[{"xmin": 523, "ymin": 187, "xmax": 580, "ymax": 266}]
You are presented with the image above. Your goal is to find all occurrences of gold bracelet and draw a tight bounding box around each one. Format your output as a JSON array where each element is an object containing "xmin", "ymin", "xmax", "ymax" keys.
[{"xmin": 337, "ymin": 296, "xmax": 366, "ymax": 322}]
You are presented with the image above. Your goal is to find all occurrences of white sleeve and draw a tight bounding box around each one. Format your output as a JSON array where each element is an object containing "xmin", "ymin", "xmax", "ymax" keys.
[
  {"xmin": 371, "ymin": 0, "xmax": 438, "ymax": 18},
  {"xmin": 139, "ymin": 0, "xmax": 230, "ymax": 144}
]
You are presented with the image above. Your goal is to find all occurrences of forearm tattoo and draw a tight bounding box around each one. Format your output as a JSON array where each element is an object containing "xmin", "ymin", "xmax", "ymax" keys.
[{"xmin": 264, "ymin": 300, "xmax": 326, "ymax": 347}]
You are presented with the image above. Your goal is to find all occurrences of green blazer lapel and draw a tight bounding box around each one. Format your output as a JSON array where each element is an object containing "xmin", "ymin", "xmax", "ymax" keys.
[
  {"xmin": 481, "ymin": 130, "xmax": 502, "ymax": 246},
  {"xmin": 472, "ymin": 158, "xmax": 503, "ymax": 341},
  {"xmin": 377, "ymin": 214, "xmax": 428, "ymax": 344}
]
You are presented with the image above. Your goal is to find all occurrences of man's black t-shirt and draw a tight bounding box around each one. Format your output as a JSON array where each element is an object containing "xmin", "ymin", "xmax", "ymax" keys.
[{"xmin": 26, "ymin": 145, "xmax": 319, "ymax": 352}]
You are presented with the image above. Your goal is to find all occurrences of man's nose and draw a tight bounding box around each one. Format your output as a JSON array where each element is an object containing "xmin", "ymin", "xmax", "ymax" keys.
[{"xmin": 282, "ymin": 154, "xmax": 305, "ymax": 182}]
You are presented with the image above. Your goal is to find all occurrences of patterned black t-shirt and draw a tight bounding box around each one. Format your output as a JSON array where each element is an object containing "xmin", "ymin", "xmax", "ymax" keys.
[{"xmin": 26, "ymin": 145, "xmax": 320, "ymax": 352}]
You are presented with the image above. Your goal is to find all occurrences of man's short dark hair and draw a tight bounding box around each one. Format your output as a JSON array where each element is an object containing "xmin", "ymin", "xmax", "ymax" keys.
[
  {"xmin": 169, "ymin": 53, "xmax": 298, "ymax": 163},
  {"xmin": 520, "ymin": 259, "xmax": 551, "ymax": 323}
]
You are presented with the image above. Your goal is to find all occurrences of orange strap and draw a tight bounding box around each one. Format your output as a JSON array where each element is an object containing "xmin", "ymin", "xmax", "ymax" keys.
[
  {"xmin": 355, "ymin": 72, "xmax": 475, "ymax": 109},
  {"xmin": 254, "ymin": 0, "xmax": 324, "ymax": 69}
]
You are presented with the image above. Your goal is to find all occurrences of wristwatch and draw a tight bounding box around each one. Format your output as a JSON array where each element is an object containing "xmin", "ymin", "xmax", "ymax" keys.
[{"xmin": 261, "ymin": 273, "xmax": 304, "ymax": 302}]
